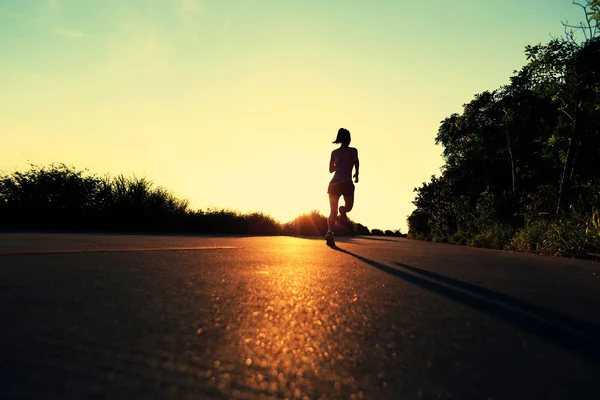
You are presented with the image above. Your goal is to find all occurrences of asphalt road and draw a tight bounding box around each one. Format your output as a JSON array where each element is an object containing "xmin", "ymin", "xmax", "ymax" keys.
[{"xmin": 1, "ymin": 233, "xmax": 600, "ymax": 399}]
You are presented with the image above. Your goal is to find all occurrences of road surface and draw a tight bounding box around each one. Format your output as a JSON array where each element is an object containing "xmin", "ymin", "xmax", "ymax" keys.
[{"xmin": 1, "ymin": 232, "xmax": 600, "ymax": 399}]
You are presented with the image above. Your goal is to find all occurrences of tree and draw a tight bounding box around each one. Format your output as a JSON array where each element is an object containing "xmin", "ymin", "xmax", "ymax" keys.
[
  {"xmin": 407, "ymin": 1, "xmax": 600, "ymax": 249},
  {"xmin": 562, "ymin": 0, "xmax": 600, "ymax": 43}
]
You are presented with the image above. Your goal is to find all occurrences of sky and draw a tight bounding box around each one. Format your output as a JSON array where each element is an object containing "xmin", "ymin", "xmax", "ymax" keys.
[{"xmin": 0, "ymin": 0, "xmax": 588, "ymax": 232}]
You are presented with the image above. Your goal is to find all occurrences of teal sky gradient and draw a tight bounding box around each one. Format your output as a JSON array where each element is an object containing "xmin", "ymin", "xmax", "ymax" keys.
[{"xmin": 0, "ymin": 0, "xmax": 587, "ymax": 230}]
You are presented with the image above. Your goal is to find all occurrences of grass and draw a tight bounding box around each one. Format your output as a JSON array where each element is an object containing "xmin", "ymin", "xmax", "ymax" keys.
[
  {"xmin": 510, "ymin": 211, "xmax": 600, "ymax": 259},
  {"xmin": 428, "ymin": 212, "xmax": 600, "ymax": 260},
  {"xmin": 0, "ymin": 164, "xmax": 395, "ymax": 237}
]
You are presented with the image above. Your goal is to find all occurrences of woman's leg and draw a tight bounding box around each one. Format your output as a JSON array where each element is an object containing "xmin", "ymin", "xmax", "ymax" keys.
[
  {"xmin": 339, "ymin": 182, "xmax": 355, "ymax": 220},
  {"xmin": 342, "ymin": 195, "xmax": 354, "ymax": 213},
  {"xmin": 340, "ymin": 195, "xmax": 354, "ymax": 224},
  {"xmin": 328, "ymin": 194, "xmax": 339, "ymax": 232}
]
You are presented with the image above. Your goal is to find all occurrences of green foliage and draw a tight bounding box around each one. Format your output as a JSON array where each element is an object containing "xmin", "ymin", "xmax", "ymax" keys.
[
  {"xmin": 0, "ymin": 165, "xmax": 363, "ymax": 237},
  {"xmin": 407, "ymin": 6, "xmax": 600, "ymax": 260},
  {"xmin": 281, "ymin": 211, "xmax": 328, "ymax": 236},
  {"xmin": 587, "ymin": 0, "xmax": 600, "ymax": 25},
  {"xmin": 511, "ymin": 218, "xmax": 551, "ymax": 253},
  {"xmin": 468, "ymin": 224, "xmax": 514, "ymax": 250},
  {"xmin": 353, "ymin": 223, "xmax": 371, "ymax": 235},
  {"xmin": 569, "ymin": 0, "xmax": 600, "ymax": 40},
  {"xmin": 384, "ymin": 229, "xmax": 405, "ymax": 237},
  {"xmin": 409, "ymin": 176, "xmax": 454, "ymax": 241},
  {"xmin": 242, "ymin": 212, "xmax": 281, "ymax": 235},
  {"xmin": 0, "ymin": 164, "xmax": 106, "ymax": 228},
  {"xmin": 511, "ymin": 210, "xmax": 600, "ymax": 259},
  {"xmin": 407, "ymin": 210, "xmax": 430, "ymax": 240}
]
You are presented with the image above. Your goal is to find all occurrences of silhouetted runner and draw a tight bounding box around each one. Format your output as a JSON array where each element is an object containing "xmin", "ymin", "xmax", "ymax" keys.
[{"xmin": 326, "ymin": 128, "xmax": 360, "ymax": 246}]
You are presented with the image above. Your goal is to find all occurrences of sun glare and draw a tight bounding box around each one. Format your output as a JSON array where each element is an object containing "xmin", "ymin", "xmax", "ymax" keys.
[
  {"xmin": 268, "ymin": 206, "xmax": 323, "ymax": 225},
  {"xmin": 237, "ymin": 149, "xmax": 329, "ymax": 223}
]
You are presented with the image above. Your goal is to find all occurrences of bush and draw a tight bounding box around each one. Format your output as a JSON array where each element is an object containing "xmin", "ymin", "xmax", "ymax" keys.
[
  {"xmin": 511, "ymin": 210, "xmax": 600, "ymax": 259},
  {"xmin": 354, "ymin": 223, "xmax": 371, "ymax": 235},
  {"xmin": 407, "ymin": 210, "xmax": 431, "ymax": 240},
  {"xmin": 0, "ymin": 164, "xmax": 371, "ymax": 237},
  {"xmin": 0, "ymin": 164, "xmax": 104, "ymax": 228},
  {"xmin": 242, "ymin": 212, "xmax": 281, "ymax": 235},
  {"xmin": 511, "ymin": 218, "xmax": 551, "ymax": 253},
  {"xmin": 468, "ymin": 224, "xmax": 514, "ymax": 250},
  {"xmin": 448, "ymin": 230, "xmax": 469, "ymax": 246},
  {"xmin": 282, "ymin": 211, "xmax": 328, "ymax": 236},
  {"xmin": 388, "ymin": 229, "xmax": 405, "ymax": 237}
]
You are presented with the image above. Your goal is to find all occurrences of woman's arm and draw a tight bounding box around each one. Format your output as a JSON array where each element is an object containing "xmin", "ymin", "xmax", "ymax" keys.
[
  {"xmin": 329, "ymin": 151, "xmax": 336, "ymax": 173},
  {"xmin": 353, "ymin": 149, "xmax": 359, "ymax": 183}
]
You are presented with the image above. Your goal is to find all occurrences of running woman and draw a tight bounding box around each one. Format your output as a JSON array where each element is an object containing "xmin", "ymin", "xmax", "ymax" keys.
[{"xmin": 326, "ymin": 128, "xmax": 359, "ymax": 246}]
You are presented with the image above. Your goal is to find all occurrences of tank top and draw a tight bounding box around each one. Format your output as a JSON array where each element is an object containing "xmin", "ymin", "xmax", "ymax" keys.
[{"xmin": 331, "ymin": 147, "xmax": 356, "ymax": 182}]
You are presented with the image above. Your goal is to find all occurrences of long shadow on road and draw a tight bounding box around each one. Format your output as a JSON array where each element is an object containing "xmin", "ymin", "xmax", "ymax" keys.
[
  {"xmin": 332, "ymin": 245, "xmax": 600, "ymax": 364},
  {"xmin": 348, "ymin": 236, "xmax": 400, "ymax": 243}
]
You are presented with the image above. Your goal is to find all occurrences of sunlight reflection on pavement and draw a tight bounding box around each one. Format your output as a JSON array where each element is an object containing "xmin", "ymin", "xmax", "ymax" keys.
[
  {"xmin": 2, "ymin": 234, "xmax": 600, "ymax": 399},
  {"xmin": 206, "ymin": 242, "xmax": 369, "ymax": 398}
]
